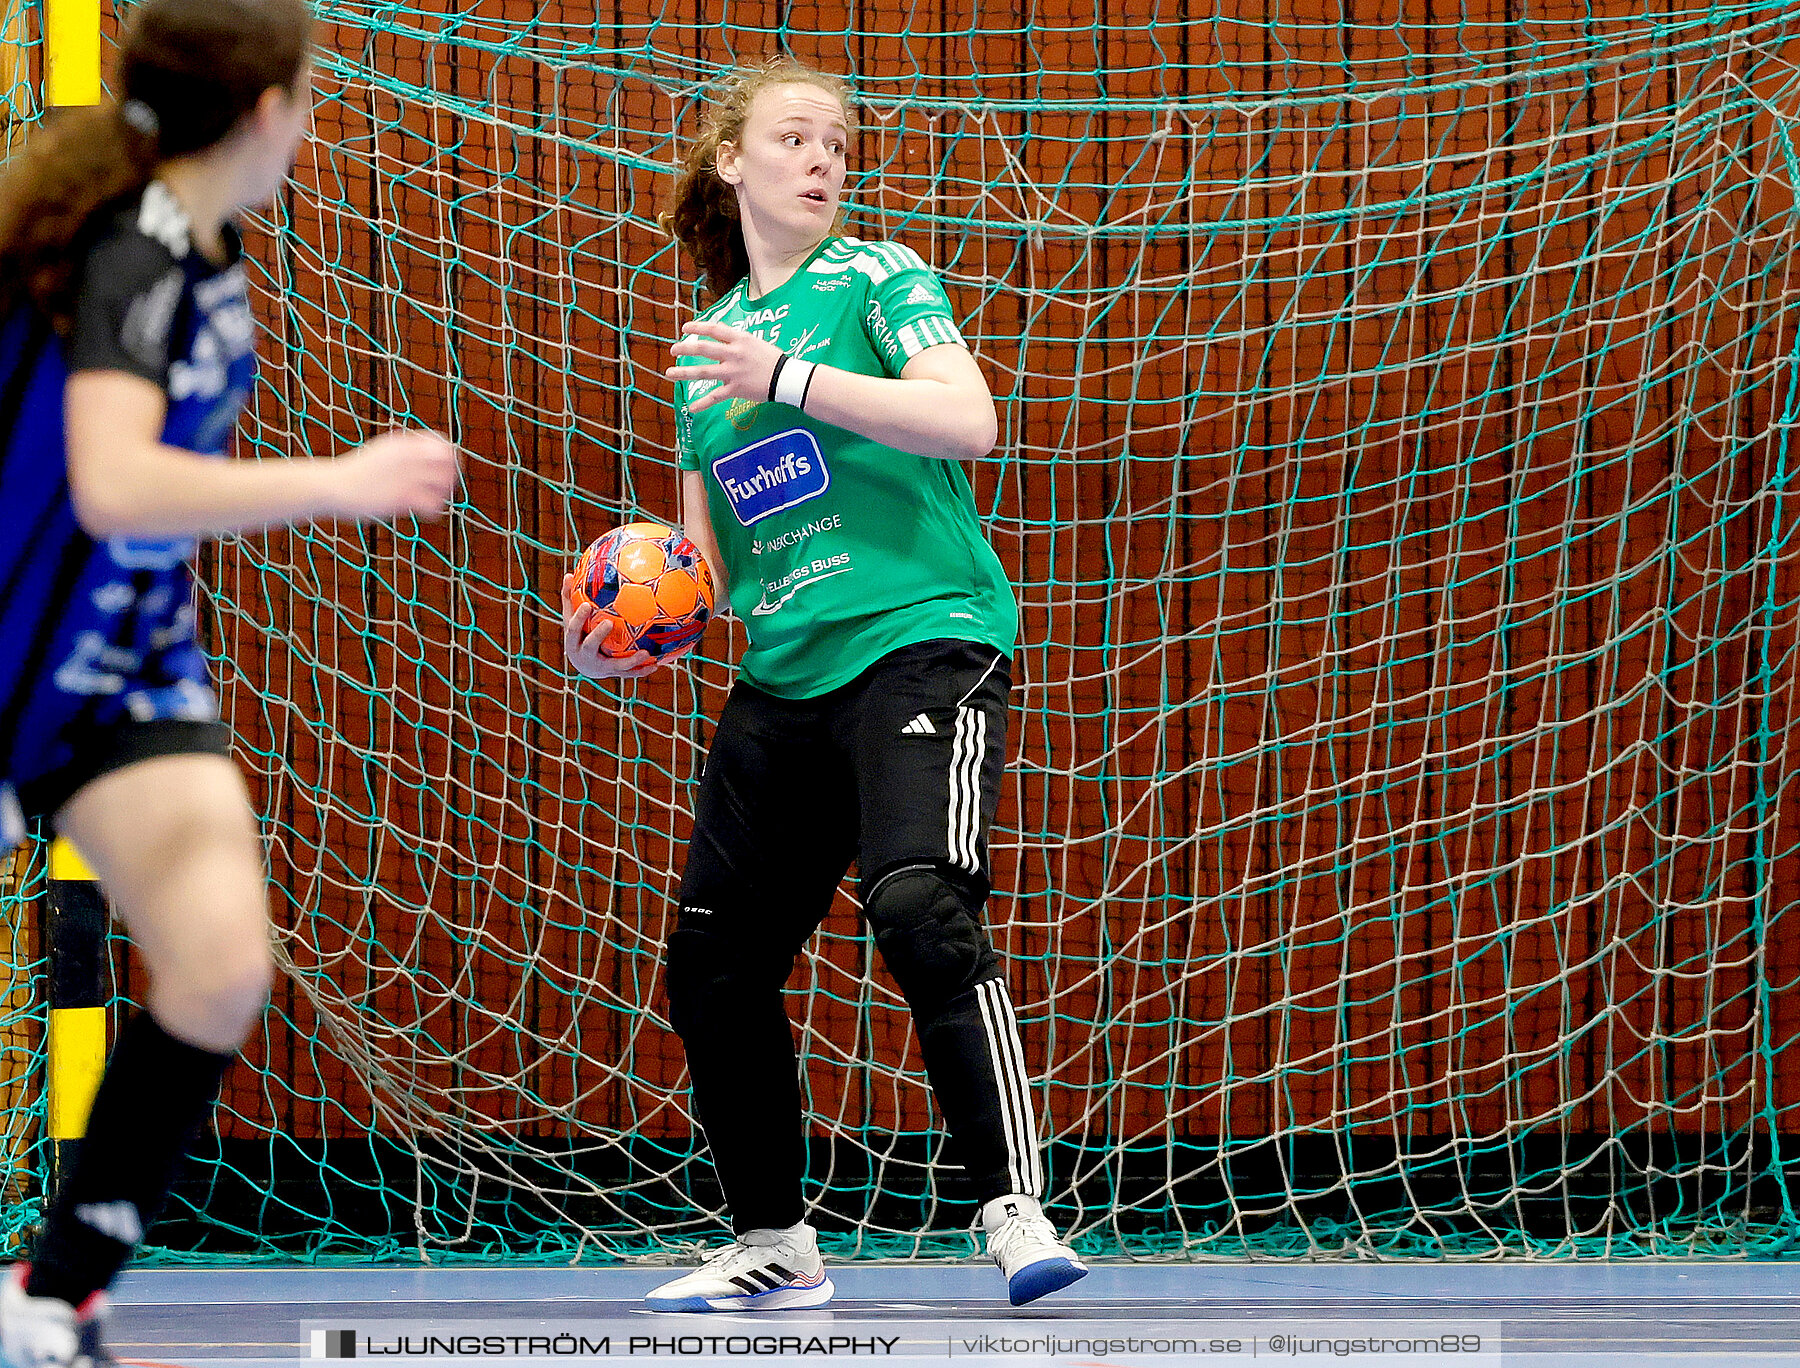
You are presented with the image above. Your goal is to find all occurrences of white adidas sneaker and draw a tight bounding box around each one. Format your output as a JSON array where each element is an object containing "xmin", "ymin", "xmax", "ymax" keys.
[
  {"xmin": 645, "ymin": 1224, "xmax": 834, "ymax": 1312},
  {"xmin": 0, "ymin": 1265, "xmax": 112, "ymax": 1368},
  {"xmin": 981, "ymin": 1195, "xmax": 1088, "ymax": 1306}
]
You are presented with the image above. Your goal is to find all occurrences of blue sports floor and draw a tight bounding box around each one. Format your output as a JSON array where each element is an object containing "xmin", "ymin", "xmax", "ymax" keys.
[{"xmin": 100, "ymin": 1262, "xmax": 1797, "ymax": 1366}]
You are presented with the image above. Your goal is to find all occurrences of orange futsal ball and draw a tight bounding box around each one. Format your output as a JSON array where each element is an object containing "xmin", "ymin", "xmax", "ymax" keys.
[{"xmin": 571, "ymin": 521, "xmax": 716, "ymax": 660}]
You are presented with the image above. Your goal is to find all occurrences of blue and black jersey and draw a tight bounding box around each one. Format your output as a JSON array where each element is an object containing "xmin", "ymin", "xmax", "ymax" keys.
[{"xmin": 0, "ymin": 181, "xmax": 257, "ymax": 836}]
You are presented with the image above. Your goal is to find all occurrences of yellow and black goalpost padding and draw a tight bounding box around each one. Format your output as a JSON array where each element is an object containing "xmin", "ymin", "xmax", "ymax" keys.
[
  {"xmin": 42, "ymin": 0, "xmax": 98, "ymax": 109},
  {"xmin": 43, "ymin": 841, "xmax": 104, "ymax": 1187},
  {"xmin": 38, "ymin": 0, "xmax": 106, "ymax": 1195}
]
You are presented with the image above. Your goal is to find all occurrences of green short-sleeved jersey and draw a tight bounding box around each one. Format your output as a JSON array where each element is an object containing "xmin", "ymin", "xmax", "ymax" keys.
[{"xmin": 675, "ymin": 235, "xmax": 1017, "ymax": 699}]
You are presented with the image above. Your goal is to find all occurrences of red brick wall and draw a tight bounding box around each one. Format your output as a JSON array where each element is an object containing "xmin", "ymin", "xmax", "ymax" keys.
[{"xmin": 196, "ymin": 1, "xmax": 1800, "ymax": 1169}]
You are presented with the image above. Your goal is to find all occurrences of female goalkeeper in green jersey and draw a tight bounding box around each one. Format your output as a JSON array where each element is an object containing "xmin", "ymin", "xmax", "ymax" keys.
[{"xmin": 562, "ymin": 57, "xmax": 1085, "ymax": 1313}]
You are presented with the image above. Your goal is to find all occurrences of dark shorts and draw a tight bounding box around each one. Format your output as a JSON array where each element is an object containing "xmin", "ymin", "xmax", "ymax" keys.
[
  {"xmin": 678, "ymin": 638, "xmax": 1011, "ymax": 933},
  {"xmin": 1, "ymin": 717, "xmax": 234, "ymax": 846}
]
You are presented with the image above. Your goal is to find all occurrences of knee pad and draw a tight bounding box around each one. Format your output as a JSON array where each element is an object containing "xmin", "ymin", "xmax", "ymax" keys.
[
  {"xmin": 863, "ymin": 864, "xmax": 1000, "ymax": 1018},
  {"xmin": 665, "ymin": 914, "xmax": 793, "ymax": 1042}
]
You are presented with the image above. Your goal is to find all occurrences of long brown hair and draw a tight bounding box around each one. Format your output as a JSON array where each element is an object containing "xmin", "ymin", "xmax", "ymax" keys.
[
  {"xmin": 0, "ymin": 0, "xmax": 314, "ymax": 332},
  {"xmin": 660, "ymin": 58, "xmax": 855, "ymax": 299}
]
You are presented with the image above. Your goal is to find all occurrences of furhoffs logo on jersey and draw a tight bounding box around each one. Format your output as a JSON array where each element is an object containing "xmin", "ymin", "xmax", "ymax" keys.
[{"xmin": 712, "ymin": 428, "xmax": 830, "ymax": 526}]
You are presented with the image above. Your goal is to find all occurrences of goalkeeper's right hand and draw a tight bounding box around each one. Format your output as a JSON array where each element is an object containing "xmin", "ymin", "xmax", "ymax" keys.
[{"xmin": 560, "ymin": 573, "xmax": 661, "ymax": 680}]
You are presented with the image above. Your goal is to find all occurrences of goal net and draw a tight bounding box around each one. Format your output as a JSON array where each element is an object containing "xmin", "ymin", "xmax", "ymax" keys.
[{"xmin": 6, "ymin": 0, "xmax": 1800, "ymax": 1260}]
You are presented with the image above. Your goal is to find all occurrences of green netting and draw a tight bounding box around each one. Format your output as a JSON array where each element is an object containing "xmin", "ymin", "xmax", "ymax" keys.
[{"xmin": 3, "ymin": 0, "xmax": 1800, "ymax": 1263}]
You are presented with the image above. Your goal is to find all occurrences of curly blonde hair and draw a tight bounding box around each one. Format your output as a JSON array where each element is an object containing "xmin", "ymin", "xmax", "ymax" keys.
[{"xmin": 660, "ymin": 58, "xmax": 855, "ymax": 299}]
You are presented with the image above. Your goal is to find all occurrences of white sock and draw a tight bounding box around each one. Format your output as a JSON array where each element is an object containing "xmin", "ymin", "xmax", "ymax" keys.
[
  {"xmin": 747, "ymin": 1221, "xmax": 811, "ymax": 1244},
  {"xmin": 983, "ymin": 1193, "xmax": 1044, "ymax": 1225}
]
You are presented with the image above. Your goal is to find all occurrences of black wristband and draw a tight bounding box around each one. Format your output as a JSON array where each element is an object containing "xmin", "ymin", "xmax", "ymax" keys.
[{"xmin": 767, "ymin": 352, "xmax": 789, "ymax": 403}]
